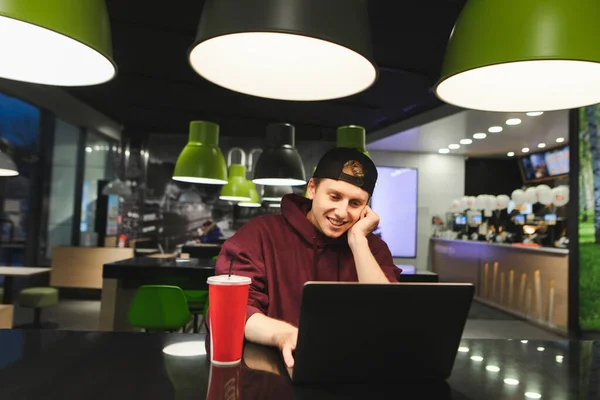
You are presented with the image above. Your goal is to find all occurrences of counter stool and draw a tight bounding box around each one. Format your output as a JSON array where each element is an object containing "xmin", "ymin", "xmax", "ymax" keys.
[
  {"xmin": 183, "ymin": 290, "xmax": 209, "ymax": 333},
  {"xmin": 17, "ymin": 287, "xmax": 59, "ymax": 328},
  {"xmin": 128, "ymin": 285, "xmax": 191, "ymax": 332},
  {"xmin": 0, "ymin": 287, "xmax": 4, "ymax": 301}
]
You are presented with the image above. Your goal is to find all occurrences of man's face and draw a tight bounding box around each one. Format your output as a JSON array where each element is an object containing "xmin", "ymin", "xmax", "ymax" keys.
[{"xmin": 306, "ymin": 178, "xmax": 369, "ymax": 238}]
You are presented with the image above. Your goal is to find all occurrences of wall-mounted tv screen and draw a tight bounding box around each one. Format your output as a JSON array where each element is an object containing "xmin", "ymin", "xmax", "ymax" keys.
[
  {"xmin": 519, "ymin": 145, "xmax": 569, "ymax": 183},
  {"xmin": 371, "ymin": 166, "xmax": 418, "ymax": 258}
]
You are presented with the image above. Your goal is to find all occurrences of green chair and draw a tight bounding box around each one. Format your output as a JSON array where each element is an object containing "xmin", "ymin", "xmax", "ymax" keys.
[
  {"xmin": 17, "ymin": 287, "xmax": 59, "ymax": 328},
  {"xmin": 183, "ymin": 290, "xmax": 209, "ymax": 333},
  {"xmin": 128, "ymin": 285, "xmax": 191, "ymax": 332}
]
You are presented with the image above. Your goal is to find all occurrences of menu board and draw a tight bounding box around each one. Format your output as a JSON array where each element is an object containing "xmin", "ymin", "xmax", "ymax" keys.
[{"xmin": 520, "ymin": 145, "xmax": 569, "ymax": 182}]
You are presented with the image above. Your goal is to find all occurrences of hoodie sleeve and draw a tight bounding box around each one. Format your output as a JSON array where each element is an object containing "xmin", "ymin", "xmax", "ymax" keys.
[
  {"xmin": 216, "ymin": 221, "xmax": 269, "ymax": 322},
  {"xmin": 368, "ymin": 235, "xmax": 402, "ymax": 282}
]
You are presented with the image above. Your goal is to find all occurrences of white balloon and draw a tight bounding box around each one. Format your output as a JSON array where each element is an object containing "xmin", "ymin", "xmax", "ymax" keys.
[
  {"xmin": 511, "ymin": 189, "xmax": 525, "ymax": 206},
  {"xmin": 474, "ymin": 195, "xmax": 486, "ymax": 210},
  {"xmin": 484, "ymin": 194, "xmax": 496, "ymax": 211},
  {"xmin": 524, "ymin": 187, "xmax": 537, "ymax": 204},
  {"xmin": 482, "ymin": 195, "xmax": 495, "ymax": 216},
  {"xmin": 496, "ymin": 194, "xmax": 510, "ymax": 210},
  {"xmin": 552, "ymin": 186, "xmax": 569, "ymax": 207},
  {"xmin": 467, "ymin": 196, "xmax": 477, "ymax": 209},
  {"xmin": 536, "ymin": 184, "xmax": 552, "ymax": 205},
  {"xmin": 450, "ymin": 199, "xmax": 461, "ymax": 212},
  {"xmin": 460, "ymin": 196, "xmax": 469, "ymax": 212}
]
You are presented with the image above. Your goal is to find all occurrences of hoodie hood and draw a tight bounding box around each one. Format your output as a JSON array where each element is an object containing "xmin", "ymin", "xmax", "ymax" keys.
[{"xmin": 280, "ymin": 193, "xmax": 347, "ymax": 247}]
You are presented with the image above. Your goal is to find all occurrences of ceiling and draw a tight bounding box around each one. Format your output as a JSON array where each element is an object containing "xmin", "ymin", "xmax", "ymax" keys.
[
  {"xmin": 64, "ymin": 0, "xmax": 468, "ymax": 142},
  {"xmin": 367, "ymin": 109, "xmax": 570, "ymax": 157}
]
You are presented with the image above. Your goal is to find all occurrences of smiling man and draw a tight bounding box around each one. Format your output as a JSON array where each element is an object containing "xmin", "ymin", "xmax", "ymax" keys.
[{"xmin": 215, "ymin": 147, "xmax": 401, "ymax": 368}]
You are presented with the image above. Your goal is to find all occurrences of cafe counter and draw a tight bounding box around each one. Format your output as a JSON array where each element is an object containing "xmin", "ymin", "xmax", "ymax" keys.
[{"xmin": 430, "ymin": 238, "xmax": 569, "ymax": 333}]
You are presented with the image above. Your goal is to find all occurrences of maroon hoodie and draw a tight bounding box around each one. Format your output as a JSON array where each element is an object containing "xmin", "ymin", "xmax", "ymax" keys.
[{"xmin": 215, "ymin": 193, "xmax": 401, "ymax": 327}]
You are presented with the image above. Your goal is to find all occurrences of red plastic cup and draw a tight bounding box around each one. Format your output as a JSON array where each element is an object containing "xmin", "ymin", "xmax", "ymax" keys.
[
  {"xmin": 207, "ymin": 275, "xmax": 251, "ymax": 365},
  {"xmin": 206, "ymin": 363, "xmax": 241, "ymax": 400}
]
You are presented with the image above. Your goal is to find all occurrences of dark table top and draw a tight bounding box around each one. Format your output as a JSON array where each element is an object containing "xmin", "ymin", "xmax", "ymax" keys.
[
  {"xmin": 105, "ymin": 257, "xmax": 216, "ymax": 269},
  {"xmin": 0, "ymin": 329, "xmax": 588, "ymax": 399},
  {"xmin": 103, "ymin": 257, "xmax": 215, "ymax": 281}
]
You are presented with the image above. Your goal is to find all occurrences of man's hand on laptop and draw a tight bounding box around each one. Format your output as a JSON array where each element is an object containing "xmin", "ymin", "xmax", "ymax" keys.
[
  {"xmin": 245, "ymin": 313, "xmax": 298, "ymax": 368},
  {"xmin": 274, "ymin": 325, "xmax": 298, "ymax": 368}
]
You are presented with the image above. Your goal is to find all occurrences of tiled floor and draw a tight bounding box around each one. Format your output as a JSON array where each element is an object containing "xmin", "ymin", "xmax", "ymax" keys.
[{"xmin": 10, "ymin": 298, "xmax": 565, "ymax": 339}]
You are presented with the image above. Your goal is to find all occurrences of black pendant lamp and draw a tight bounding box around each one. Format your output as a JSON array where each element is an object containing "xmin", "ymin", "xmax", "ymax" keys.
[
  {"xmin": 262, "ymin": 185, "xmax": 293, "ymax": 202},
  {"xmin": 252, "ymin": 123, "xmax": 306, "ymax": 186},
  {"xmin": 188, "ymin": 0, "xmax": 377, "ymax": 101}
]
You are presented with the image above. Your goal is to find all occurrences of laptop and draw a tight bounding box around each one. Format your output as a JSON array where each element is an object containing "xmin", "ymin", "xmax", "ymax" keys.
[{"xmin": 287, "ymin": 282, "xmax": 474, "ymax": 385}]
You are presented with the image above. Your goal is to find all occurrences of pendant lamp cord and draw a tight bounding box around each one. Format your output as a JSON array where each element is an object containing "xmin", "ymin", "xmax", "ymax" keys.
[
  {"xmin": 247, "ymin": 148, "xmax": 262, "ymax": 173},
  {"xmin": 227, "ymin": 147, "xmax": 246, "ymax": 167}
]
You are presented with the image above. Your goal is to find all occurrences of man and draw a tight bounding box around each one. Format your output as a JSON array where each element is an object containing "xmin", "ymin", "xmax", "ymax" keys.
[
  {"xmin": 215, "ymin": 147, "xmax": 401, "ymax": 368},
  {"xmin": 198, "ymin": 220, "xmax": 223, "ymax": 244}
]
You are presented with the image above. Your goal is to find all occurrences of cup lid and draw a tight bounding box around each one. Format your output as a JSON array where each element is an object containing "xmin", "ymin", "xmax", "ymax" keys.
[{"xmin": 207, "ymin": 275, "xmax": 251, "ymax": 285}]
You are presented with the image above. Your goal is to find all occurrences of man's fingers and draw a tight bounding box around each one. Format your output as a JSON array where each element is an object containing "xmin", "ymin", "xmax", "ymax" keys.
[{"xmin": 282, "ymin": 345, "xmax": 295, "ymax": 368}]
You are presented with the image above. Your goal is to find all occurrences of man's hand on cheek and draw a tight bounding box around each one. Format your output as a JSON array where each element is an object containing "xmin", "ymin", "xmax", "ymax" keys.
[{"xmin": 348, "ymin": 205, "xmax": 380, "ymax": 242}]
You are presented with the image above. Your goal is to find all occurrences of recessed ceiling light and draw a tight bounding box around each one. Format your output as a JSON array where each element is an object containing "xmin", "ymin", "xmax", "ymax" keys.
[
  {"xmin": 537, "ymin": 347, "xmax": 545, "ymax": 351},
  {"xmin": 473, "ymin": 133, "xmax": 487, "ymax": 139},
  {"xmin": 521, "ymin": 340, "xmax": 528, "ymax": 343},
  {"xmin": 527, "ymin": 111, "xmax": 544, "ymax": 117},
  {"xmin": 485, "ymin": 365, "xmax": 500, "ymax": 372},
  {"xmin": 537, "ymin": 143, "xmax": 546, "ymax": 148},
  {"xmin": 525, "ymin": 393, "xmax": 542, "ymax": 399},
  {"xmin": 460, "ymin": 139, "xmax": 473, "ymax": 145},
  {"xmin": 488, "ymin": 126, "xmax": 503, "ymax": 133},
  {"xmin": 507, "ymin": 152, "xmax": 515, "ymax": 157},
  {"xmin": 470, "ymin": 356, "xmax": 484, "ymax": 362},
  {"xmin": 438, "ymin": 148, "xmax": 450, "ymax": 154},
  {"xmin": 458, "ymin": 347, "xmax": 469, "ymax": 353},
  {"xmin": 556, "ymin": 137, "xmax": 565, "ymax": 143},
  {"xmin": 448, "ymin": 144, "xmax": 460, "ymax": 149},
  {"xmin": 522, "ymin": 147, "xmax": 530, "ymax": 153},
  {"xmin": 503, "ymin": 378, "xmax": 519, "ymax": 385},
  {"xmin": 506, "ymin": 118, "xmax": 522, "ymax": 125}
]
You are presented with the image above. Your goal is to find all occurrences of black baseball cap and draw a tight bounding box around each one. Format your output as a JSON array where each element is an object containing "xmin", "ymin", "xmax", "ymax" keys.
[{"xmin": 312, "ymin": 147, "xmax": 378, "ymax": 196}]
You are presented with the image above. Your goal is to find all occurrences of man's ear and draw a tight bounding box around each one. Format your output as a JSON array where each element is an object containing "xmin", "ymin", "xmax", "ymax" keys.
[{"xmin": 306, "ymin": 178, "xmax": 316, "ymax": 200}]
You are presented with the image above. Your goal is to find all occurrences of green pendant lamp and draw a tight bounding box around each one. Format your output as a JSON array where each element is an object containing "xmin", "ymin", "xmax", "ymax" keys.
[
  {"xmin": 435, "ymin": 0, "xmax": 600, "ymax": 112},
  {"xmin": 337, "ymin": 125, "xmax": 370, "ymax": 157},
  {"xmin": 188, "ymin": 0, "xmax": 377, "ymax": 101},
  {"xmin": 0, "ymin": 0, "xmax": 116, "ymax": 86},
  {"xmin": 238, "ymin": 182, "xmax": 261, "ymax": 208},
  {"xmin": 173, "ymin": 121, "xmax": 228, "ymax": 184},
  {"xmin": 220, "ymin": 148, "xmax": 252, "ymax": 202}
]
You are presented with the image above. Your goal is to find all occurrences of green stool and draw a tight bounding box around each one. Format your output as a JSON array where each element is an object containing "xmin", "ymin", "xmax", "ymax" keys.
[
  {"xmin": 18, "ymin": 287, "xmax": 59, "ymax": 328},
  {"xmin": 183, "ymin": 290, "xmax": 209, "ymax": 333},
  {"xmin": 0, "ymin": 287, "xmax": 4, "ymax": 302},
  {"xmin": 128, "ymin": 285, "xmax": 191, "ymax": 332}
]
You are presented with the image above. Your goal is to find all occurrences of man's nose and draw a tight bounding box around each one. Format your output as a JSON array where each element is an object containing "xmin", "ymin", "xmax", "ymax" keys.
[{"xmin": 334, "ymin": 202, "xmax": 349, "ymax": 219}]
